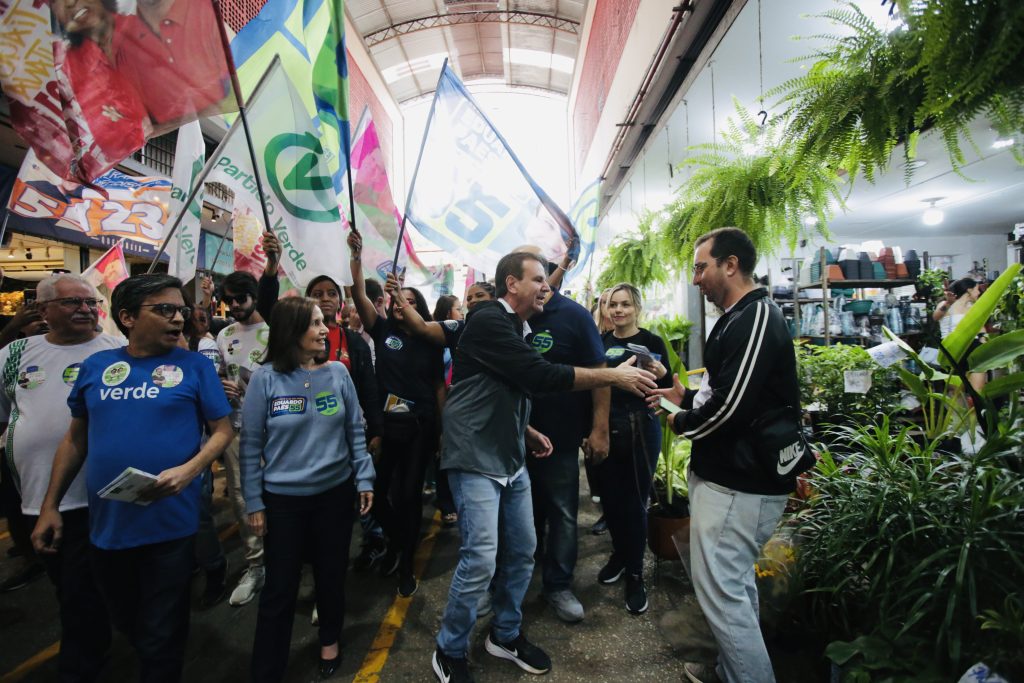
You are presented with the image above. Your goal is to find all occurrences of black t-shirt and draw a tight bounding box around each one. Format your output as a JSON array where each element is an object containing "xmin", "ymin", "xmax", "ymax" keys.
[
  {"xmin": 527, "ymin": 291, "xmax": 606, "ymax": 453},
  {"xmin": 369, "ymin": 316, "xmax": 444, "ymax": 416},
  {"xmin": 602, "ymin": 328, "xmax": 674, "ymax": 412}
]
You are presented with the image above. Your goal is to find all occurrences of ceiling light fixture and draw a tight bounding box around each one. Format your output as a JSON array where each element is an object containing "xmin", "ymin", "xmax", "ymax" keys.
[
  {"xmin": 803, "ymin": 215, "xmax": 818, "ymax": 227},
  {"xmin": 992, "ymin": 138, "xmax": 1015, "ymax": 149},
  {"xmin": 922, "ymin": 198, "xmax": 944, "ymax": 226},
  {"xmin": 904, "ymin": 158, "xmax": 928, "ymax": 169}
]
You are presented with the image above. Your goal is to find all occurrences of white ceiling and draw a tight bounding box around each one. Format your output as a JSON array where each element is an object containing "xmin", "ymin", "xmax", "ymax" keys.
[{"xmin": 347, "ymin": 0, "xmax": 585, "ymax": 103}]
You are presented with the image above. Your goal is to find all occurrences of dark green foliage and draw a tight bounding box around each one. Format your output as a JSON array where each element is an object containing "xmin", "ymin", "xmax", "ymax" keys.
[
  {"xmin": 797, "ymin": 412, "xmax": 1024, "ymax": 678},
  {"xmin": 795, "ymin": 341, "xmax": 901, "ymax": 422}
]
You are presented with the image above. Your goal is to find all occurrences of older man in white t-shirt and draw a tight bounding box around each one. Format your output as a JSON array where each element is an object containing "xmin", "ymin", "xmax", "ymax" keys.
[{"xmin": 0, "ymin": 273, "xmax": 123, "ymax": 682}]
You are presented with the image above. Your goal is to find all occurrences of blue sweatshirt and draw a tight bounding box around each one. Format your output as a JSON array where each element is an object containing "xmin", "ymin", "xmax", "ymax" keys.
[{"xmin": 240, "ymin": 362, "xmax": 375, "ymax": 513}]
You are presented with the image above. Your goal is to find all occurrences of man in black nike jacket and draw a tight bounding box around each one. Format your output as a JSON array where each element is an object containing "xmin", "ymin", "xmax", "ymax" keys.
[{"xmin": 655, "ymin": 227, "xmax": 799, "ymax": 683}]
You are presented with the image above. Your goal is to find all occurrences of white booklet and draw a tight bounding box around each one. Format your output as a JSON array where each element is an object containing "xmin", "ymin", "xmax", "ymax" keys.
[{"xmin": 98, "ymin": 467, "xmax": 158, "ymax": 506}]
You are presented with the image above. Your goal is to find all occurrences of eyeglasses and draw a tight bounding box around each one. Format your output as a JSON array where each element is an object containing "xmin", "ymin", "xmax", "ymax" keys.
[
  {"xmin": 139, "ymin": 303, "xmax": 193, "ymax": 320},
  {"xmin": 40, "ymin": 297, "xmax": 101, "ymax": 310},
  {"xmin": 693, "ymin": 257, "xmax": 726, "ymax": 276},
  {"xmin": 221, "ymin": 293, "xmax": 250, "ymax": 306}
]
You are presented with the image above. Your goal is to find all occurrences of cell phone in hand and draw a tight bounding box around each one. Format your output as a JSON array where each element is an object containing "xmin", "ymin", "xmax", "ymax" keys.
[{"xmin": 659, "ymin": 397, "xmax": 683, "ymax": 415}]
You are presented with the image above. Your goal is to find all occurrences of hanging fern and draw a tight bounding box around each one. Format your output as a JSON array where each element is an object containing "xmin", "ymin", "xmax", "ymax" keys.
[
  {"xmin": 656, "ymin": 100, "xmax": 839, "ymax": 272},
  {"xmin": 596, "ymin": 212, "xmax": 669, "ymax": 290}
]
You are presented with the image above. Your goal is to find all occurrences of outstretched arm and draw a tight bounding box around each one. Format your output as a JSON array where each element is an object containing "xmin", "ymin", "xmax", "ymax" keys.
[
  {"xmin": 348, "ymin": 231, "xmax": 379, "ymax": 332},
  {"xmin": 384, "ymin": 273, "xmax": 447, "ymax": 346}
]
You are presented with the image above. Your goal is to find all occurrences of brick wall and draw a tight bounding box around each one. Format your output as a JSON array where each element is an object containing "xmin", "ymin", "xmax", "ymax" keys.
[{"xmin": 572, "ymin": 0, "xmax": 640, "ymax": 173}]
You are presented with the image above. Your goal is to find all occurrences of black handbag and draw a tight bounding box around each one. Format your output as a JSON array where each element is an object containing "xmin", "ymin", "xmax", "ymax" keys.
[{"xmin": 747, "ymin": 406, "xmax": 816, "ymax": 484}]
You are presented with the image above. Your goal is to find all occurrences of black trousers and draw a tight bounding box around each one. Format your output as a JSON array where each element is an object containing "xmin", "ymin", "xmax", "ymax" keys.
[
  {"xmin": 373, "ymin": 413, "xmax": 437, "ymax": 576},
  {"xmin": 90, "ymin": 535, "xmax": 195, "ymax": 683},
  {"xmin": 597, "ymin": 410, "xmax": 662, "ymax": 575},
  {"xmin": 26, "ymin": 508, "xmax": 112, "ymax": 683},
  {"xmin": 251, "ymin": 479, "xmax": 356, "ymax": 683}
]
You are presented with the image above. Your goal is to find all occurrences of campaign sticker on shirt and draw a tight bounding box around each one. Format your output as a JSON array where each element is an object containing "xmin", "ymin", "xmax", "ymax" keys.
[
  {"xmin": 315, "ymin": 391, "xmax": 339, "ymax": 416},
  {"xmin": 227, "ymin": 339, "xmax": 241, "ymax": 355},
  {"xmin": 151, "ymin": 365, "xmax": 183, "ymax": 388},
  {"xmin": 271, "ymin": 396, "xmax": 306, "ymax": 416},
  {"xmin": 531, "ymin": 331, "xmax": 554, "ymax": 354},
  {"xmin": 199, "ymin": 349, "xmax": 220, "ymax": 366},
  {"xmin": 384, "ymin": 335, "xmax": 403, "ymax": 351},
  {"xmin": 101, "ymin": 361, "xmax": 131, "ymax": 386},
  {"xmin": 17, "ymin": 366, "xmax": 45, "ymax": 389},
  {"xmin": 248, "ymin": 349, "xmax": 263, "ymax": 365},
  {"xmin": 605, "ymin": 347, "xmax": 627, "ymax": 359},
  {"xmin": 62, "ymin": 363, "xmax": 82, "ymax": 386},
  {"xmin": 442, "ymin": 320, "xmax": 460, "ymax": 331}
]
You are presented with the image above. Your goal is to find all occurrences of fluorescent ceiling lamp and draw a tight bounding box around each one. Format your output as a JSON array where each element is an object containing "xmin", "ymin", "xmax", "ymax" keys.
[
  {"xmin": 922, "ymin": 201, "xmax": 944, "ymax": 226},
  {"xmin": 992, "ymin": 138, "xmax": 1015, "ymax": 149},
  {"xmin": 803, "ymin": 215, "xmax": 818, "ymax": 227}
]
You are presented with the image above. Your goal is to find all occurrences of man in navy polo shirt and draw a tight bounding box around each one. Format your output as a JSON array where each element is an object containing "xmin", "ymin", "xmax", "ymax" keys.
[
  {"xmin": 522, "ymin": 249, "xmax": 609, "ymax": 623},
  {"xmin": 33, "ymin": 273, "xmax": 233, "ymax": 683}
]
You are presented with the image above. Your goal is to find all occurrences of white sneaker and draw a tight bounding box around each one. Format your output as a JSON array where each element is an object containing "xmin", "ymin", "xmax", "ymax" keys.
[{"xmin": 229, "ymin": 566, "xmax": 265, "ymax": 606}]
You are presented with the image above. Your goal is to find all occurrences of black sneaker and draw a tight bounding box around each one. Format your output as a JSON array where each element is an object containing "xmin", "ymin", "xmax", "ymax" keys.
[
  {"xmin": 353, "ymin": 537, "xmax": 386, "ymax": 572},
  {"xmin": 200, "ymin": 560, "xmax": 229, "ymax": 609},
  {"xmin": 598, "ymin": 554, "xmax": 625, "ymax": 584},
  {"xmin": 398, "ymin": 572, "xmax": 419, "ymax": 598},
  {"xmin": 378, "ymin": 547, "xmax": 400, "ymax": 577},
  {"xmin": 590, "ymin": 515, "xmax": 608, "ymax": 535},
  {"xmin": 0, "ymin": 561, "xmax": 45, "ymax": 593},
  {"xmin": 625, "ymin": 573, "xmax": 648, "ymax": 614},
  {"xmin": 432, "ymin": 646, "xmax": 474, "ymax": 683},
  {"xmin": 484, "ymin": 631, "xmax": 551, "ymax": 675}
]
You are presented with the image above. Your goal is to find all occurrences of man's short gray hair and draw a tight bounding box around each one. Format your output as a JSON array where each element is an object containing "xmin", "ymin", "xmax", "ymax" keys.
[{"xmin": 36, "ymin": 274, "xmax": 97, "ymax": 302}]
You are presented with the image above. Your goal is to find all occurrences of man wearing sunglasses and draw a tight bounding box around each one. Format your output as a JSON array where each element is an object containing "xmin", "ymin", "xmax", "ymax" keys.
[
  {"xmin": 32, "ymin": 273, "xmax": 233, "ymax": 682},
  {"xmin": 0, "ymin": 274, "xmax": 124, "ymax": 681},
  {"xmin": 215, "ymin": 270, "xmax": 271, "ymax": 606}
]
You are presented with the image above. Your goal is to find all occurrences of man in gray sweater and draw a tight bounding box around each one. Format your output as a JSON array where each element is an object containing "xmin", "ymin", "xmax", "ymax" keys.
[{"xmin": 432, "ymin": 251, "xmax": 656, "ymax": 683}]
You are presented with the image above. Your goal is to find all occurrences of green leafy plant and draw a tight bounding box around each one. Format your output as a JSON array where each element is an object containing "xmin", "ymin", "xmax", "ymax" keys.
[
  {"xmin": 657, "ymin": 101, "xmax": 840, "ymax": 271},
  {"xmin": 796, "ymin": 413, "xmax": 1024, "ymax": 677},
  {"xmin": 992, "ymin": 269, "xmax": 1024, "ymax": 333},
  {"xmin": 916, "ymin": 268, "xmax": 948, "ymax": 302},
  {"xmin": 647, "ymin": 314, "xmax": 692, "ymax": 507},
  {"xmin": 794, "ymin": 341, "xmax": 901, "ymax": 425},
  {"xmin": 654, "ymin": 437, "xmax": 690, "ymax": 508},
  {"xmin": 596, "ymin": 213, "xmax": 669, "ymax": 290},
  {"xmin": 979, "ymin": 594, "xmax": 1024, "ymax": 680}
]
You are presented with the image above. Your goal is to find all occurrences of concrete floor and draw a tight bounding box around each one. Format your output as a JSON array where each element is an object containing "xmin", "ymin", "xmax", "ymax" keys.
[{"xmin": 0, "ymin": 466, "xmax": 821, "ymax": 682}]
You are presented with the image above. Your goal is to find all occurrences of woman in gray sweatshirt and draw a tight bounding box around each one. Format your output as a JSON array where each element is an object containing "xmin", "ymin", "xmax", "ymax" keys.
[{"xmin": 239, "ymin": 297, "xmax": 375, "ymax": 682}]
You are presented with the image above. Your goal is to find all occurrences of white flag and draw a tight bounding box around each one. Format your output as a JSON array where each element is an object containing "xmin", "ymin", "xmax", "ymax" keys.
[
  {"xmin": 205, "ymin": 57, "xmax": 349, "ymax": 289},
  {"xmin": 168, "ymin": 121, "xmax": 205, "ymax": 283}
]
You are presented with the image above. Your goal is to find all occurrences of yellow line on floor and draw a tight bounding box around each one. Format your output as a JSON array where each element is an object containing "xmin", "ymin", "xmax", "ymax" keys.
[
  {"xmin": 0, "ymin": 522, "xmax": 239, "ymax": 681},
  {"xmin": 0, "ymin": 641, "xmax": 60, "ymax": 682},
  {"xmin": 353, "ymin": 510, "xmax": 443, "ymax": 683}
]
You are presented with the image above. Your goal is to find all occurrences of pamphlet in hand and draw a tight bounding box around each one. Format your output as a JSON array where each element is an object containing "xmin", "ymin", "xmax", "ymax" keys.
[
  {"xmin": 98, "ymin": 467, "xmax": 158, "ymax": 506},
  {"xmin": 384, "ymin": 393, "xmax": 415, "ymax": 413},
  {"xmin": 626, "ymin": 343, "xmax": 659, "ymax": 369}
]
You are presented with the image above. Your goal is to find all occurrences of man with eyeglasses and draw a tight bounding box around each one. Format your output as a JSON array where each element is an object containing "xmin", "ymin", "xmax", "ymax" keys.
[
  {"xmin": 216, "ymin": 270, "xmax": 271, "ymax": 606},
  {"xmin": 32, "ymin": 273, "xmax": 233, "ymax": 683},
  {"xmin": 0, "ymin": 274, "xmax": 123, "ymax": 681}
]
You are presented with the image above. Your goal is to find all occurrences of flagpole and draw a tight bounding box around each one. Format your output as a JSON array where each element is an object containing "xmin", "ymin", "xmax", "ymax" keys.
[
  {"xmin": 390, "ymin": 59, "xmax": 448, "ymax": 277},
  {"xmin": 210, "ymin": 0, "xmax": 275, "ymax": 239},
  {"xmin": 147, "ymin": 55, "xmax": 281, "ymax": 273}
]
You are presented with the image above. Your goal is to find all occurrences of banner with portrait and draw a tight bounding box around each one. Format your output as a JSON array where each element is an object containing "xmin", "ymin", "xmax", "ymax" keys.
[{"xmin": 0, "ymin": 0, "xmax": 236, "ymax": 185}]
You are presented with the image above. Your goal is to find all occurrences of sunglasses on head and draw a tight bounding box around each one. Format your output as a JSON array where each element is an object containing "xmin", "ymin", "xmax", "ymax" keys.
[{"xmin": 221, "ymin": 293, "xmax": 250, "ymax": 306}]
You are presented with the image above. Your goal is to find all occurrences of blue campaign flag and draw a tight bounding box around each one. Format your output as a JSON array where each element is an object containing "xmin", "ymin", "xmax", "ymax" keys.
[
  {"xmin": 563, "ymin": 178, "xmax": 601, "ymax": 286},
  {"xmin": 405, "ymin": 65, "xmax": 579, "ymax": 277}
]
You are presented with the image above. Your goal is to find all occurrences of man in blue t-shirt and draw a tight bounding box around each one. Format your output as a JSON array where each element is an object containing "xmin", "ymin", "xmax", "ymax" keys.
[
  {"xmin": 526, "ymin": 260, "xmax": 608, "ymax": 624},
  {"xmin": 32, "ymin": 273, "xmax": 233, "ymax": 683}
]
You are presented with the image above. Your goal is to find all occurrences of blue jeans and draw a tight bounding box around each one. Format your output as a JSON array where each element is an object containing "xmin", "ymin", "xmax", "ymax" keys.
[
  {"xmin": 526, "ymin": 449, "xmax": 579, "ymax": 592},
  {"xmin": 689, "ymin": 472, "xmax": 788, "ymax": 683},
  {"xmin": 436, "ymin": 469, "xmax": 537, "ymax": 658}
]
